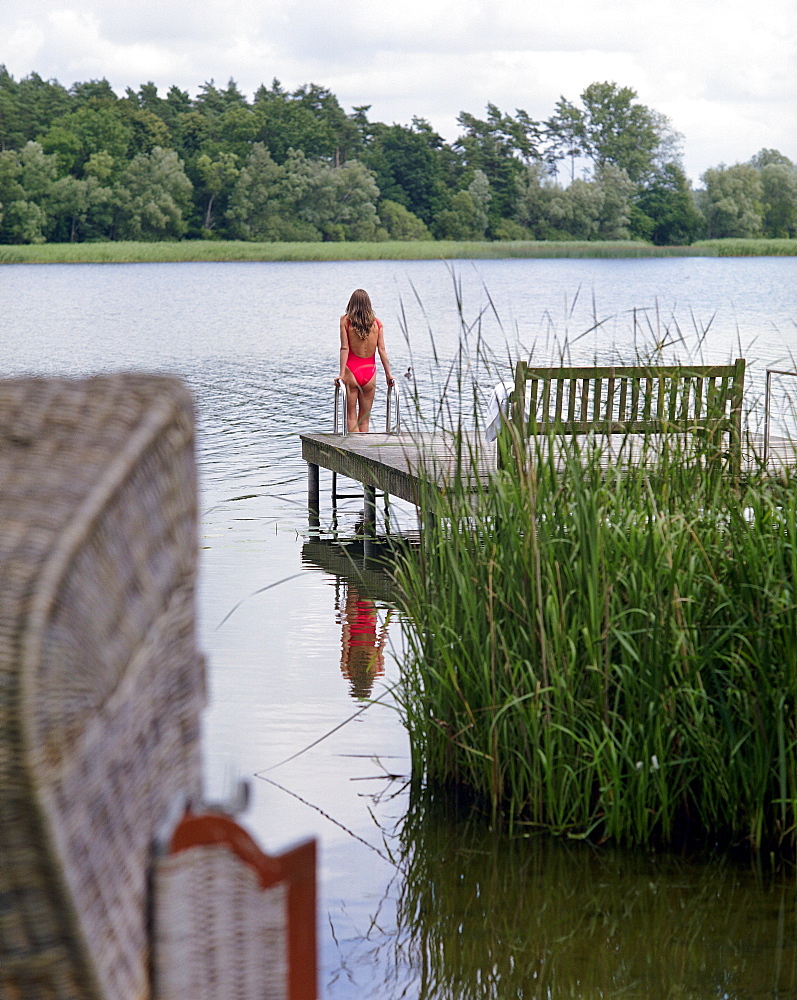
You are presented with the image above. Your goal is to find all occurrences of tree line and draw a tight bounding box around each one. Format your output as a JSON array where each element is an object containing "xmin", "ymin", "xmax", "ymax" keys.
[{"xmin": 0, "ymin": 68, "xmax": 794, "ymax": 245}]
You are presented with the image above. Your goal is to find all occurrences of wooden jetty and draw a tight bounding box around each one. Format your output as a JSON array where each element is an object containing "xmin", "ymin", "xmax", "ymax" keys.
[
  {"xmin": 302, "ymin": 360, "xmax": 797, "ymax": 531},
  {"xmin": 302, "ymin": 430, "xmax": 492, "ymax": 510},
  {"xmin": 301, "ymin": 428, "xmax": 797, "ymax": 526}
]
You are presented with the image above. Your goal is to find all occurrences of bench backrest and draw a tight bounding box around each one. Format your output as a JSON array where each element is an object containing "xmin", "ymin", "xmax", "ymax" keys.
[
  {"xmin": 509, "ymin": 359, "xmax": 746, "ymax": 472},
  {"xmin": 513, "ymin": 360, "xmax": 745, "ymax": 435}
]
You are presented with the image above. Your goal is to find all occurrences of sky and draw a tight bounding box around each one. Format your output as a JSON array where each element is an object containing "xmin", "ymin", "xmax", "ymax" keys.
[{"xmin": 2, "ymin": 0, "xmax": 795, "ymax": 184}]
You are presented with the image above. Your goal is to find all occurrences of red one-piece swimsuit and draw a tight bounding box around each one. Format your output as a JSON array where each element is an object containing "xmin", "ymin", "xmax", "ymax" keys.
[{"xmin": 345, "ymin": 318, "xmax": 380, "ymax": 386}]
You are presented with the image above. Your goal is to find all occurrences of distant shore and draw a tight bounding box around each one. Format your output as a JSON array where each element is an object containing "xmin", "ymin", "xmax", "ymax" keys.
[{"xmin": 1, "ymin": 238, "xmax": 795, "ymax": 265}]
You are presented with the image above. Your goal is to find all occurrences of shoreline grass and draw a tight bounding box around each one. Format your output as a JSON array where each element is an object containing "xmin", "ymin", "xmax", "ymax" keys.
[
  {"xmin": 394, "ymin": 396, "xmax": 797, "ymax": 855},
  {"xmin": 693, "ymin": 238, "xmax": 797, "ymax": 256},
  {"xmin": 1, "ymin": 237, "xmax": 796, "ymax": 265}
]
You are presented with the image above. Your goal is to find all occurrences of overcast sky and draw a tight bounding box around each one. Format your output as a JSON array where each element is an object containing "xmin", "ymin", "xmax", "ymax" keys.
[{"xmin": 2, "ymin": 0, "xmax": 795, "ymax": 184}]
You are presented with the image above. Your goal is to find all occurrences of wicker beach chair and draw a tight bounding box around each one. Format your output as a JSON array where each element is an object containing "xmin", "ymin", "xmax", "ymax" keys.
[
  {"xmin": 0, "ymin": 374, "xmax": 205, "ymax": 1000},
  {"xmin": 154, "ymin": 810, "xmax": 317, "ymax": 1000}
]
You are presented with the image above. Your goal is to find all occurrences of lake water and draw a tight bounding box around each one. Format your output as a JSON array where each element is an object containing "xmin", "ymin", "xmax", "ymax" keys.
[{"xmin": 2, "ymin": 256, "xmax": 796, "ymax": 998}]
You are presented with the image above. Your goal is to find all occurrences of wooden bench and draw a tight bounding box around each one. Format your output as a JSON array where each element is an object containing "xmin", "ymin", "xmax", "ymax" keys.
[{"xmin": 505, "ymin": 359, "xmax": 746, "ymax": 475}]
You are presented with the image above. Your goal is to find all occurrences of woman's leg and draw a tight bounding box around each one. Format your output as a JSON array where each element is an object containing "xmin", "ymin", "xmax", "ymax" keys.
[
  {"xmin": 357, "ymin": 374, "xmax": 377, "ymax": 432},
  {"xmin": 343, "ymin": 376, "xmax": 360, "ymax": 432}
]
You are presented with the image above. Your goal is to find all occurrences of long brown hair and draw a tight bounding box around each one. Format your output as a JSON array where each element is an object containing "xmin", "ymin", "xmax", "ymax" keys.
[{"xmin": 346, "ymin": 289, "xmax": 376, "ymax": 340}]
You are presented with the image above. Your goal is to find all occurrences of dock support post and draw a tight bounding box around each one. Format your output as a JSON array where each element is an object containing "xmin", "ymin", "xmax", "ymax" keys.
[
  {"xmin": 363, "ymin": 484, "xmax": 377, "ymax": 530},
  {"xmin": 308, "ymin": 462, "xmax": 320, "ymax": 530},
  {"xmin": 363, "ymin": 484, "xmax": 376, "ymax": 558}
]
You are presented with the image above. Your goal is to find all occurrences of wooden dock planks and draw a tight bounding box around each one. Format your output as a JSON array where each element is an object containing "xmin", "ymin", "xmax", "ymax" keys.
[
  {"xmin": 301, "ymin": 431, "xmax": 495, "ymax": 505},
  {"xmin": 301, "ymin": 430, "xmax": 797, "ymax": 516}
]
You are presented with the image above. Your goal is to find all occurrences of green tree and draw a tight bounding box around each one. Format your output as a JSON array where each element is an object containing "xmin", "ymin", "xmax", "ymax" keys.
[
  {"xmin": 47, "ymin": 172, "xmax": 114, "ymax": 242},
  {"xmin": 748, "ymin": 148, "xmax": 793, "ymax": 170},
  {"xmin": 378, "ymin": 200, "xmax": 431, "ymax": 239},
  {"xmin": 0, "ymin": 199, "xmax": 46, "ymax": 242},
  {"xmin": 196, "ymin": 151, "xmax": 239, "ymax": 232},
  {"xmin": 468, "ymin": 169, "xmax": 492, "ymax": 238},
  {"xmin": 115, "ymin": 146, "xmax": 193, "ymax": 240},
  {"xmin": 213, "ymin": 105, "xmax": 258, "ymax": 159},
  {"xmin": 592, "ymin": 164, "xmax": 636, "ymax": 239},
  {"xmin": 225, "ymin": 143, "xmax": 319, "ymax": 241},
  {"xmin": 700, "ymin": 163, "xmax": 764, "ymax": 238},
  {"xmin": 0, "ymin": 144, "xmax": 51, "ymax": 242},
  {"xmin": 171, "ymin": 110, "xmax": 208, "ymax": 158},
  {"xmin": 39, "ymin": 106, "xmax": 133, "ymax": 176},
  {"xmin": 547, "ymin": 178, "xmax": 601, "ymax": 239},
  {"xmin": 759, "ymin": 162, "xmax": 797, "ymax": 237},
  {"xmin": 0, "ymin": 66, "xmax": 21, "ymax": 151},
  {"xmin": 293, "ymin": 157, "xmax": 382, "ymax": 241},
  {"xmin": 70, "ymin": 79, "xmax": 117, "ymax": 106},
  {"xmin": 0, "ymin": 67, "xmax": 71, "ymax": 152},
  {"xmin": 455, "ymin": 103, "xmax": 539, "ymax": 227},
  {"xmin": 195, "ymin": 78, "xmax": 248, "ymax": 117},
  {"xmin": 18, "ymin": 140, "xmax": 57, "ymax": 201},
  {"xmin": 514, "ymin": 162, "xmax": 560, "ymax": 239},
  {"xmin": 160, "ymin": 86, "xmax": 193, "ymax": 133},
  {"xmin": 548, "ymin": 82, "xmax": 680, "ymax": 184},
  {"xmin": 252, "ymin": 80, "xmax": 351, "ymax": 164},
  {"xmin": 39, "ymin": 123, "xmax": 83, "ymax": 175},
  {"xmin": 120, "ymin": 104, "xmax": 171, "ymax": 155},
  {"xmin": 363, "ymin": 119, "xmax": 449, "ymax": 225},
  {"xmin": 84, "ymin": 149, "xmax": 115, "ymax": 183},
  {"xmin": 0, "ymin": 148, "xmax": 24, "ymax": 203},
  {"xmin": 0, "ymin": 148, "xmax": 27, "ymax": 241},
  {"xmin": 433, "ymin": 190, "xmax": 480, "ymax": 239},
  {"xmin": 635, "ymin": 162, "xmax": 702, "ymax": 244},
  {"xmin": 545, "ymin": 99, "xmax": 586, "ymax": 182}
]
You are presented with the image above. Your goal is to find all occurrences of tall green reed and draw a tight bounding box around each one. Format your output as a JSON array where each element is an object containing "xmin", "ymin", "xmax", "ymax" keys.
[{"xmin": 395, "ymin": 372, "xmax": 797, "ymax": 852}]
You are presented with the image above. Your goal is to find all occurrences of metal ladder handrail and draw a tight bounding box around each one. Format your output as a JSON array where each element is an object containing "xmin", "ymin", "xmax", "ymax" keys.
[
  {"xmin": 764, "ymin": 368, "xmax": 797, "ymax": 464},
  {"xmin": 385, "ymin": 381, "xmax": 401, "ymax": 434},
  {"xmin": 333, "ymin": 380, "xmax": 348, "ymax": 436},
  {"xmin": 333, "ymin": 380, "xmax": 401, "ymax": 435}
]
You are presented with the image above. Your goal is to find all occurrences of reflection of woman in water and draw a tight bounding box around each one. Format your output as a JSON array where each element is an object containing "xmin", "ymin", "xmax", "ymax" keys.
[
  {"xmin": 339, "ymin": 583, "xmax": 388, "ymax": 699},
  {"xmin": 336, "ymin": 288, "xmax": 395, "ymax": 433}
]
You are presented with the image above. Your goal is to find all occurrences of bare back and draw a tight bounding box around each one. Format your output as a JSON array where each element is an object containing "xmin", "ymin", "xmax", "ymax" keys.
[{"xmin": 342, "ymin": 315, "xmax": 381, "ymax": 358}]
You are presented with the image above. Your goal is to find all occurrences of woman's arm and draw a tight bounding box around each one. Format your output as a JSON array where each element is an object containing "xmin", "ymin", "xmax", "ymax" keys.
[
  {"xmin": 376, "ymin": 322, "xmax": 394, "ymax": 385},
  {"xmin": 337, "ymin": 315, "xmax": 349, "ymax": 382}
]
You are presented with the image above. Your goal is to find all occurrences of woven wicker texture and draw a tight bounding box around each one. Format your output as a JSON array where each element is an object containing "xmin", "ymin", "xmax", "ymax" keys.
[
  {"xmin": 154, "ymin": 846, "xmax": 288, "ymax": 1000},
  {"xmin": 0, "ymin": 375, "xmax": 206, "ymax": 1000}
]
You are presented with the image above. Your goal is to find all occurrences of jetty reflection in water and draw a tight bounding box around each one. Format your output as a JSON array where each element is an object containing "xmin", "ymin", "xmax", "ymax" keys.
[
  {"xmin": 338, "ymin": 585, "xmax": 388, "ymax": 699},
  {"xmin": 301, "ymin": 534, "xmax": 400, "ymax": 701}
]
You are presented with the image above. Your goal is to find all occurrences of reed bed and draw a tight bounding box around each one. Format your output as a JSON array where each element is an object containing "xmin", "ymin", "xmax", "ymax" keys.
[
  {"xmin": 693, "ymin": 238, "xmax": 797, "ymax": 257},
  {"xmin": 395, "ymin": 413, "xmax": 797, "ymax": 853},
  {"xmin": 5, "ymin": 237, "xmax": 795, "ymax": 266}
]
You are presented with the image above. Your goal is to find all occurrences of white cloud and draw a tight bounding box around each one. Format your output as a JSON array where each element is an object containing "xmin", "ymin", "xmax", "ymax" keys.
[
  {"xmin": 0, "ymin": 0, "xmax": 794, "ymax": 181},
  {"xmin": 5, "ymin": 18, "xmax": 47, "ymax": 70}
]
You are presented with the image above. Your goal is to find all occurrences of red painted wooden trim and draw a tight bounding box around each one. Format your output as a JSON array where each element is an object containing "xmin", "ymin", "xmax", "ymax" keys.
[
  {"xmin": 170, "ymin": 813, "xmax": 318, "ymax": 1000},
  {"xmin": 170, "ymin": 813, "xmax": 283, "ymax": 886}
]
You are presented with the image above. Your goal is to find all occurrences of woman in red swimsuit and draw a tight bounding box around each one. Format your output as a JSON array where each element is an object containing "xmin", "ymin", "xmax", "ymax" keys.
[{"xmin": 336, "ymin": 288, "xmax": 395, "ymax": 432}]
